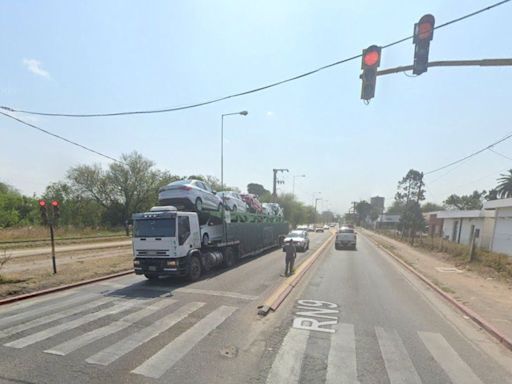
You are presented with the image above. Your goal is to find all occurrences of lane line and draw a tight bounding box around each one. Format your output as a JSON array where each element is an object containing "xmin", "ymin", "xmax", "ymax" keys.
[
  {"xmin": 174, "ymin": 288, "xmax": 258, "ymax": 301},
  {"xmin": 375, "ymin": 327, "xmax": 422, "ymax": 384},
  {"xmin": 44, "ymin": 299, "xmax": 177, "ymax": 356},
  {"xmin": 419, "ymin": 331, "xmax": 484, "ymax": 384},
  {"xmin": 326, "ymin": 323, "xmax": 359, "ymax": 384},
  {"xmin": 0, "ymin": 296, "xmax": 114, "ymax": 338},
  {"xmin": 4, "ymin": 300, "xmax": 136, "ymax": 348},
  {"xmin": 265, "ymin": 328, "xmax": 309, "ymax": 384},
  {"xmin": 86, "ymin": 301, "xmax": 205, "ymax": 366},
  {"xmin": 131, "ymin": 305, "xmax": 237, "ymax": 379}
]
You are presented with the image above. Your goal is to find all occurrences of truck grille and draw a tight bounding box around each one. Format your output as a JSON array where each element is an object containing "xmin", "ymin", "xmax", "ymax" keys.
[{"xmin": 136, "ymin": 250, "xmax": 169, "ymax": 257}]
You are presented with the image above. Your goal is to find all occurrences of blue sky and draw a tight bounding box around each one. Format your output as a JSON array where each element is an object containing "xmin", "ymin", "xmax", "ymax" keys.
[{"xmin": 1, "ymin": 0, "xmax": 511, "ymax": 214}]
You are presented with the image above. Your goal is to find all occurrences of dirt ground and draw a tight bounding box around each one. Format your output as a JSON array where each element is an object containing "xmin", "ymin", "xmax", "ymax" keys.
[{"xmin": 362, "ymin": 229, "xmax": 512, "ymax": 342}]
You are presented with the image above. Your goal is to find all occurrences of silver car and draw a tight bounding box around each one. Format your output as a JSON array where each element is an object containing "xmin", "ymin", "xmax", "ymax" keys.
[
  {"xmin": 217, "ymin": 191, "xmax": 248, "ymax": 212},
  {"xmin": 158, "ymin": 179, "xmax": 223, "ymax": 212}
]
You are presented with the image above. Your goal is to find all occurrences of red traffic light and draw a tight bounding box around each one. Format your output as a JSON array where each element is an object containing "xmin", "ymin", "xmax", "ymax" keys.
[
  {"xmin": 363, "ymin": 51, "xmax": 380, "ymax": 67},
  {"xmin": 416, "ymin": 14, "xmax": 435, "ymax": 41},
  {"xmin": 38, "ymin": 200, "xmax": 46, "ymax": 207},
  {"xmin": 51, "ymin": 200, "xmax": 59, "ymax": 207}
]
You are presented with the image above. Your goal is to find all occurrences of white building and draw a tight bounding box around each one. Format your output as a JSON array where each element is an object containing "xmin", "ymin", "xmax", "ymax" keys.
[
  {"xmin": 483, "ymin": 198, "xmax": 512, "ymax": 256},
  {"xmin": 436, "ymin": 210, "xmax": 494, "ymax": 249}
]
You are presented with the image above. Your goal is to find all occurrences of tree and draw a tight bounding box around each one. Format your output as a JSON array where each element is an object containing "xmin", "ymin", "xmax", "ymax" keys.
[
  {"xmin": 421, "ymin": 202, "xmax": 444, "ymax": 213},
  {"xmin": 443, "ymin": 191, "xmax": 485, "ymax": 210},
  {"xmin": 355, "ymin": 200, "xmax": 372, "ymax": 226},
  {"xmin": 247, "ymin": 183, "xmax": 270, "ymax": 197},
  {"xmin": 0, "ymin": 182, "xmax": 38, "ymax": 227},
  {"xmin": 399, "ymin": 201, "xmax": 425, "ymax": 244},
  {"xmin": 496, "ymin": 169, "xmax": 512, "ymax": 198},
  {"xmin": 485, "ymin": 188, "xmax": 498, "ymax": 201},
  {"xmin": 386, "ymin": 200, "xmax": 405, "ymax": 215},
  {"xmin": 395, "ymin": 169, "xmax": 426, "ymax": 242}
]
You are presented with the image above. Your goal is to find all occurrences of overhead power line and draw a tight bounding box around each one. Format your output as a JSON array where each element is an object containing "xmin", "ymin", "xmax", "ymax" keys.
[
  {"xmin": 0, "ymin": 111, "xmax": 124, "ymax": 164},
  {"xmin": 1, "ymin": 0, "xmax": 509, "ymax": 119},
  {"xmin": 489, "ymin": 147, "xmax": 512, "ymax": 162}
]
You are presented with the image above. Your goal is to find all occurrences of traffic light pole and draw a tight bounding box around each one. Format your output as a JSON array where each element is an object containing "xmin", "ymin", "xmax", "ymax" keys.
[
  {"xmin": 374, "ymin": 58, "xmax": 512, "ymax": 77},
  {"xmin": 49, "ymin": 223, "xmax": 57, "ymax": 274}
]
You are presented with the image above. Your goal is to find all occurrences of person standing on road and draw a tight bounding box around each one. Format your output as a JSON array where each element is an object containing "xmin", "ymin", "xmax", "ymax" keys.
[{"xmin": 283, "ymin": 239, "xmax": 296, "ymax": 277}]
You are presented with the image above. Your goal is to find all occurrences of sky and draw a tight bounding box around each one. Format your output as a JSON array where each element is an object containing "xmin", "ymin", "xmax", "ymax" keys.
[{"xmin": 1, "ymin": 0, "xmax": 511, "ymax": 215}]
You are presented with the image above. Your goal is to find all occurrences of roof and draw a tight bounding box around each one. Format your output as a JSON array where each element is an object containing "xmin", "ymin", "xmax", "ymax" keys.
[
  {"xmin": 483, "ymin": 198, "xmax": 512, "ymax": 210},
  {"xmin": 436, "ymin": 210, "xmax": 493, "ymax": 219}
]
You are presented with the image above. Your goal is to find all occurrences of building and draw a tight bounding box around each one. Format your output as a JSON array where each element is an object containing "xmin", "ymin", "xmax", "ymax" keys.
[
  {"xmin": 436, "ymin": 210, "xmax": 494, "ymax": 249},
  {"xmin": 370, "ymin": 196, "xmax": 385, "ymax": 214},
  {"xmin": 375, "ymin": 214, "xmax": 400, "ymax": 229},
  {"xmin": 483, "ymin": 198, "xmax": 512, "ymax": 256},
  {"xmin": 423, "ymin": 212, "xmax": 443, "ymax": 237}
]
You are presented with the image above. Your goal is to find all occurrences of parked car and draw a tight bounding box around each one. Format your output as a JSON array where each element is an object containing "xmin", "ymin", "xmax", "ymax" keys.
[
  {"xmin": 335, "ymin": 227, "xmax": 357, "ymax": 250},
  {"xmin": 315, "ymin": 227, "xmax": 324, "ymax": 233},
  {"xmin": 282, "ymin": 230, "xmax": 310, "ymax": 252},
  {"xmin": 306, "ymin": 225, "xmax": 315, "ymax": 232},
  {"xmin": 323, "ymin": 225, "xmax": 330, "ymax": 230},
  {"xmin": 159, "ymin": 179, "xmax": 223, "ymax": 212},
  {"xmin": 240, "ymin": 193, "xmax": 263, "ymax": 214},
  {"xmin": 217, "ymin": 191, "xmax": 248, "ymax": 212}
]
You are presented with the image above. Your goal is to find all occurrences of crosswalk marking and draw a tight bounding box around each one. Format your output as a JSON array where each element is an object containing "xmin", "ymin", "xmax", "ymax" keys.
[
  {"xmin": 419, "ymin": 331, "xmax": 484, "ymax": 384},
  {"xmin": 44, "ymin": 299, "xmax": 177, "ymax": 356},
  {"xmin": 131, "ymin": 305, "xmax": 237, "ymax": 379},
  {"xmin": 86, "ymin": 301, "xmax": 205, "ymax": 366},
  {"xmin": 4, "ymin": 300, "xmax": 137, "ymax": 348},
  {"xmin": 376, "ymin": 327, "xmax": 422, "ymax": 384},
  {"xmin": 265, "ymin": 328, "xmax": 309, "ymax": 384},
  {"xmin": 0, "ymin": 297, "xmax": 115, "ymax": 339},
  {"xmin": 174, "ymin": 287, "xmax": 258, "ymax": 301},
  {"xmin": 0, "ymin": 292, "xmax": 98, "ymax": 329},
  {"xmin": 0, "ymin": 290, "xmax": 76, "ymax": 316},
  {"xmin": 326, "ymin": 323, "xmax": 359, "ymax": 384}
]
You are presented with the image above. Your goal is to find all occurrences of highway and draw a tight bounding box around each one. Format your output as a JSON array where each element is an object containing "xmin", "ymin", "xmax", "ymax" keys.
[{"xmin": 0, "ymin": 231, "xmax": 511, "ymax": 383}]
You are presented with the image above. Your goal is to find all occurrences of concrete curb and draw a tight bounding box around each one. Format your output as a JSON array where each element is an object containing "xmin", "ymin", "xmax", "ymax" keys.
[
  {"xmin": 258, "ymin": 233, "xmax": 335, "ymax": 316},
  {"xmin": 0, "ymin": 270, "xmax": 134, "ymax": 306},
  {"xmin": 364, "ymin": 231, "xmax": 512, "ymax": 352}
]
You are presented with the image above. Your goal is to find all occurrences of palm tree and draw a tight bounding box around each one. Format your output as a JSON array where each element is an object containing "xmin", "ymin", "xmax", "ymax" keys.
[{"xmin": 496, "ymin": 170, "xmax": 512, "ymax": 198}]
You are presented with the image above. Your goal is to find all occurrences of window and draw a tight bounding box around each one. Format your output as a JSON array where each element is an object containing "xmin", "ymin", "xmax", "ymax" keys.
[
  {"xmin": 178, "ymin": 216, "xmax": 191, "ymax": 245},
  {"xmin": 134, "ymin": 218, "xmax": 175, "ymax": 238}
]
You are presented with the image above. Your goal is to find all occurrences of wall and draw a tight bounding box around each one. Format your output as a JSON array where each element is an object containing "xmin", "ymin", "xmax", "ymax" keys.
[
  {"xmin": 491, "ymin": 207, "xmax": 512, "ymax": 256},
  {"xmin": 441, "ymin": 217, "xmax": 486, "ymax": 247}
]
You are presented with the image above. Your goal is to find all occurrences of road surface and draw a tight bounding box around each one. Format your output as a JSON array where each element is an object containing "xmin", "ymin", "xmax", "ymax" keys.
[{"xmin": 0, "ymin": 231, "xmax": 511, "ymax": 383}]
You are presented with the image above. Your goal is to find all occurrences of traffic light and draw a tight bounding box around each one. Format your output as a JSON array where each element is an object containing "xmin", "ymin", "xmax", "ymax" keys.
[
  {"xmin": 360, "ymin": 45, "xmax": 381, "ymax": 101},
  {"xmin": 51, "ymin": 200, "xmax": 60, "ymax": 221},
  {"xmin": 413, "ymin": 14, "xmax": 435, "ymax": 75},
  {"xmin": 38, "ymin": 200, "xmax": 48, "ymax": 225}
]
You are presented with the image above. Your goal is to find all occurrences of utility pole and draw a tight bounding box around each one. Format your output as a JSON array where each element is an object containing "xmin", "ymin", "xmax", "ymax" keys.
[
  {"xmin": 314, "ymin": 198, "xmax": 322, "ymax": 225},
  {"xmin": 272, "ymin": 168, "xmax": 289, "ymax": 201}
]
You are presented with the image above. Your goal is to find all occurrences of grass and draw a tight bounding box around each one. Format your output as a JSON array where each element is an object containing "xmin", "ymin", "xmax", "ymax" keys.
[{"xmin": 0, "ymin": 225, "xmax": 126, "ymax": 242}]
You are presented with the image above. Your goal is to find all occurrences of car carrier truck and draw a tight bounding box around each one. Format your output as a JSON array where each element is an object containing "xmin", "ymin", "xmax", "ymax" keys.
[{"xmin": 132, "ymin": 206, "xmax": 288, "ymax": 281}]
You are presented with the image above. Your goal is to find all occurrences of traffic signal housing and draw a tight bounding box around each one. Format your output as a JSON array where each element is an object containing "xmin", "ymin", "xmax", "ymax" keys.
[
  {"xmin": 51, "ymin": 200, "xmax": 60, "ymax": 222},
  {"xmin": 38, "ymin": 200, "xmax": 48, "ymax": 225},
  {"xmin": 360, "ymin": 45, "xmax": 381, "ymax": 101},
  {"xmin": 413, "ymin": 14, "xmax": 435, "ymax": 75}
]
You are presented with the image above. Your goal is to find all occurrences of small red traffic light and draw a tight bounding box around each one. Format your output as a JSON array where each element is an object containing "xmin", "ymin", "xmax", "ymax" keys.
[
  {"xmin": 418, "ymin": 22, "xmax": 433, "ymax": 40},
  {"xmin": 39, "ymin": 200, "xmax": 46, "ymax": 207},
  {"xmin": 363, "ymin": 51, "xmax": 380, "ymax": 67},
  {"xmin": 51, "ymin": 200, "xmax": 59, "ymax": 207}
]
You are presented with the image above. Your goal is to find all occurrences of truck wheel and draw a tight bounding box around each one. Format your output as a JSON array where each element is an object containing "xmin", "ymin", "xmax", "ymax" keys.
[
  {"xmin": 202, "ymin": 233, "xmax": 209, "ymax": 247},
  {"xmin": 144, "ymin": 273, "xmax": 159, "ymax": 280},
  {"xmin": 189, "ymin": 255, "xmax": 202, "ymax": 281},
  {"xmin": 195, "ymin": 198, "xmax": 203, "ymax": 212},
  {"xmin": 222, "ymin": 247, "xmax": 235, "ymax": 268}
]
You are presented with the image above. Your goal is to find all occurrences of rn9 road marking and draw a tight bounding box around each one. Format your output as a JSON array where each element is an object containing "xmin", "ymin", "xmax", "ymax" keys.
[{"xmin": 292, "ymin": 299, "xmax": 339, "ymax": 334}]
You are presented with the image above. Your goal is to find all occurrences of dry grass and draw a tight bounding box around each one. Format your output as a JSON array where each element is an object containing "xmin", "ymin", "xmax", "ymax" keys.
[{"xmin": 0, "ymin": 226, "xmax": 126, "ymax": 242}]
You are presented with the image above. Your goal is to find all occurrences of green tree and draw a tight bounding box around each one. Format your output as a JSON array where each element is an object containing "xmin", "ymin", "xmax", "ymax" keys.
[
  {"xmin": 247, "ymin": 183, "xmax": 270, "ymax": 197},
  {"xmin": 496, "ymin": 169, "xmax": 512, "ymax": 198},
  {"xmin": 0, "ymin": 182, "xmax": 38, "ymax": 227},
  {"xmin": 395, "ymin": 169, "xmax": 426, "ymax": 242},
  {"xmin": 399, "ymin": 201, "xmax": 425, "ymax": 244},
  {"xmin": 355, "ymin": 200, "xmax": 372, "ymax": 226},
  {"xmin": 421, "ymin": 202, "xmax": 444, "ymax": 213},
  {"xmin": 443, "ymin": 191, "xmax": 485, "ymax": 210},
  {"xmin": 386, "ymin": 200, "xmax": 405, "ymax": 215}
]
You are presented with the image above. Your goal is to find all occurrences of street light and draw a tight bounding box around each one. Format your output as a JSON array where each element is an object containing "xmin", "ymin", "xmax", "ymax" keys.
[
  {"xmin": 292, "ymin": 174, "xmax": 306, "ymax": 195},
  {"xmin": 221, "ymin": 111, "xmax": 248, "ymax": 191}
]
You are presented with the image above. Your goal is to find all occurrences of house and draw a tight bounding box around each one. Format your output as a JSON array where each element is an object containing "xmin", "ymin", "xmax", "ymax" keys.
[
  {"xmin": 375, "ymin": 214, "xmax": 400, "ymax": 229},
  {"xmin": 436, "ymin": 210, "xmax": 494, "ymax": 249},
  {"xmin": 423, "ymin": 211, "xmax": 443, "ymax": 237},
  {"xmin": 483, "ymin": 198, "xmax": 512, "ymax": 256}
]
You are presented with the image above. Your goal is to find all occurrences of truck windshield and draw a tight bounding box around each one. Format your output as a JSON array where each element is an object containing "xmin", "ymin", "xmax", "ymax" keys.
[{"xmin": 134, "ymin": 218, "xmax": 176, "ymax": 238}]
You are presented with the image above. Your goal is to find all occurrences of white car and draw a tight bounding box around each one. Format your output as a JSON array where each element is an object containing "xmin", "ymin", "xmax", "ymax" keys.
[
  {"xmin": 282, "ymin": 230, "xmax": 310, "ymax": 252},
  {"xmin": 217, "ymin": 191, "xmax": 248, "ymax": 212},
  {"xmin": 159, "ymin": 179, "xmax": 223, "ymax": 212},
  {"xmin": 199, "ymin": 216, "xmax": 224, "ymax": 246},
  {"xmin": 262, "ymin": 203, "xmax": 274, "ymax": 216},
  {"xmin": 267, "ymin": 203, "xmax": 284, "ymax": 216}
]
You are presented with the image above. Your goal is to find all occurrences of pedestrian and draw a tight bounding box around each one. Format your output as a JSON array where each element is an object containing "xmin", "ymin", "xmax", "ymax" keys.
[{"xmin": 283, "ymin": 239, "xmax": 296, "ymax": 277}]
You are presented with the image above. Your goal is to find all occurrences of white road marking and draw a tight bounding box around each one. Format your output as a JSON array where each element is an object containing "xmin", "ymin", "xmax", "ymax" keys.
[
  {"xmin": 0, "ymin": 292, "xmax": 98, "ymax": 328},
  {"xmin": 4, "ymin": 300, "xmax": 136, "ymax": 348},
  {"xmin": 326, "ymin": 323, "xmax": 359, "ymax": 384},
  {"xmin": 44, "ymin": 299, "xmax": 177, "ymax": 356},
  {"xmin": 131, "ymin": 305, "xmax": 237, "ymax": 379},
  {"xmin": 419, "ymin": 331, "xmax": 484, "ymax": 384},
  {"xmin": 0, "ymin": 290, "xmax": 76, "ymax": 316},
  {"xmin": 376, "ymin": 327, "xmax": 421, "ymax": 384},
  {"xmin": 0, "ymin": 296, "xmax": 114, "ymax": 338},
  {"xmin": 174, "ymin": 287, "xmax": 258, "ymax": 301},
  {"xmin": 86, "ymin": 301, "xmax": 205, "ymax": 366},
  {"xmin": 265, "ymin": 328, "xmax": 309, "ymax": 384}
]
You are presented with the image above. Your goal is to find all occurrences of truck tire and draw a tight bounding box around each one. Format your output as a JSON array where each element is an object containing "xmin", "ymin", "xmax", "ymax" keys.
[
  {"xmin": 144, "ymin": 273, "xmax": 159, "ymax": 280},
  {"xmin": 189, "ymin": 255, "xmax": 202, "ymax": 281},
  {"xmin": 195, "ymin": 198, "xmax": 203, "ymax": 212},
  {"xmin": 222, "ymin": 247, "xmax": 235, "ymax": 268}
]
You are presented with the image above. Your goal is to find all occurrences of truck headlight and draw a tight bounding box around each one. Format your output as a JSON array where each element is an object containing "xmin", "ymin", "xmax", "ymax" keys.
[
  {"xmin": 133, "ymin": 260, "xmax": 140, "ymax": 266},
  {"xmin": 166, "ymin": 260, "xmax": 177, "ymax": 267}
]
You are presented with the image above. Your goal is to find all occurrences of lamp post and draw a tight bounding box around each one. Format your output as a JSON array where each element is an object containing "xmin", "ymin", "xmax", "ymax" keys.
[
  {"xmin": 292, "ymin": 174, "xmax": 306, "ymax": 195},
  {"xmin": 221, "ymin": 111, "xmax": 248, "ymax": 191}
]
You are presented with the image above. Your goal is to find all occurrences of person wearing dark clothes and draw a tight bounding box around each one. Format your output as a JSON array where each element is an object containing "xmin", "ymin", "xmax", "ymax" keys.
[{"xmin": 283, "ymin": 239, "xmax": 296, "ymax": 277}]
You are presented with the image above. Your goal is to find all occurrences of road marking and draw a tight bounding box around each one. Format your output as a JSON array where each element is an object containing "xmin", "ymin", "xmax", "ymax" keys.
[
  {"xmin": 265, "ymin": 327, "xmax": 309, "ymax": 384},
  {"xmin": 131, "ymin": 305, "xmax": 237, "ymax": 379},
  {"xmin": 174, "ymin": 287, "xmax": 258, "ymax": 301},
  {"xmin": 326, "ymin": 323, "xmax": 359, "ymax": 384},
  {"xmin": 0, "ymin": 292, "xmax": 98, "ymax": 329},
  {"xmin": 44, "ymin": 299, "xmax": 177, "ymax": 356},
  {"xmin": 0, "ymin": 296, "xmax": 114, "ymax": 338},
  {"xmin": 419, "ymin": 331, "xmax": 484, "ymax": 384},
  {"xmin": 4, "ymin": 300, "xmax": 136, "ymax": 348},
  {"xmin": 0, "ymin": 290, "xmax": 76, "ymax": 315},
  {"xmin": 86, "ymin": 301, "xmax": 205, "ymax": 366},
  {"xmin": 292, "ymin": 299, "xmax": 339, "ymax": 334},
  {"xmin": 375, "ymin": 327, "xmax": 421, "ymax": 384}
]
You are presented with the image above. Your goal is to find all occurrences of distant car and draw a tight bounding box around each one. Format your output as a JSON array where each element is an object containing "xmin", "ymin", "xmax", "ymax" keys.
[
  {"xmin": 323, "ymin": 225, "xmax": 329, "ymax": 230},
  {"xmin": 282, "ymin": 230, "xmax": 310, "ymax": 252},
  {"xmin": 159, "ymin": 179, "xmax": 223, "ymax": 212},
  {"xmin": 306, "ymin": 225, "xmax": 315, "ymax": 232},
  {"xmin": 240, "ymin": 193, "xmax": 263, "ymax": 214},
  {"xmin": 335, "ymin": 227, "xmax": 357, "ymax": 250},
  {"xmin": 315, "ymin": 227, "xmax": 324, "ymax": 233},
  {"xmin": 296, "ymin": 225, "xmax": 308, "ymax": 231},
  {"xmin": 217, "ymin": 191, "xmax": 248, "ymax": 212}
]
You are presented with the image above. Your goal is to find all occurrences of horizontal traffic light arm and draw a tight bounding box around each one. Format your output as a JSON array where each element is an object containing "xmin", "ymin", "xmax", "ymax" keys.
[{"xmin": 369, "ymin": 58, "xmax": 512, "ymax": 77}]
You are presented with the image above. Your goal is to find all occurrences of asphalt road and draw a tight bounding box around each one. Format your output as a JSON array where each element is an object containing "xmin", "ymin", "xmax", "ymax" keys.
[{"xmin": 1, "ymin": 230, "xmax": 511, "ymax": 384}]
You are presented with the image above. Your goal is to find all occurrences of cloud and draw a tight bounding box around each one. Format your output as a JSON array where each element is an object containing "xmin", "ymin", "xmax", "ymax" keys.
[
  {"xmin": 266, "ymin": 111, "xmax": 274, "ymax": 117},
  {"xmin": 22, "ymin": 58, "xmax": 50, "ymax": 78}
]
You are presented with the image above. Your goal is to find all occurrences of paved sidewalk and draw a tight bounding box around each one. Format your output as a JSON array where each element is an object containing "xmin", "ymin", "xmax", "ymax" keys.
[{"xmin": 361, "ymin": 229, "xmax": 512, "ymax": 343}]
